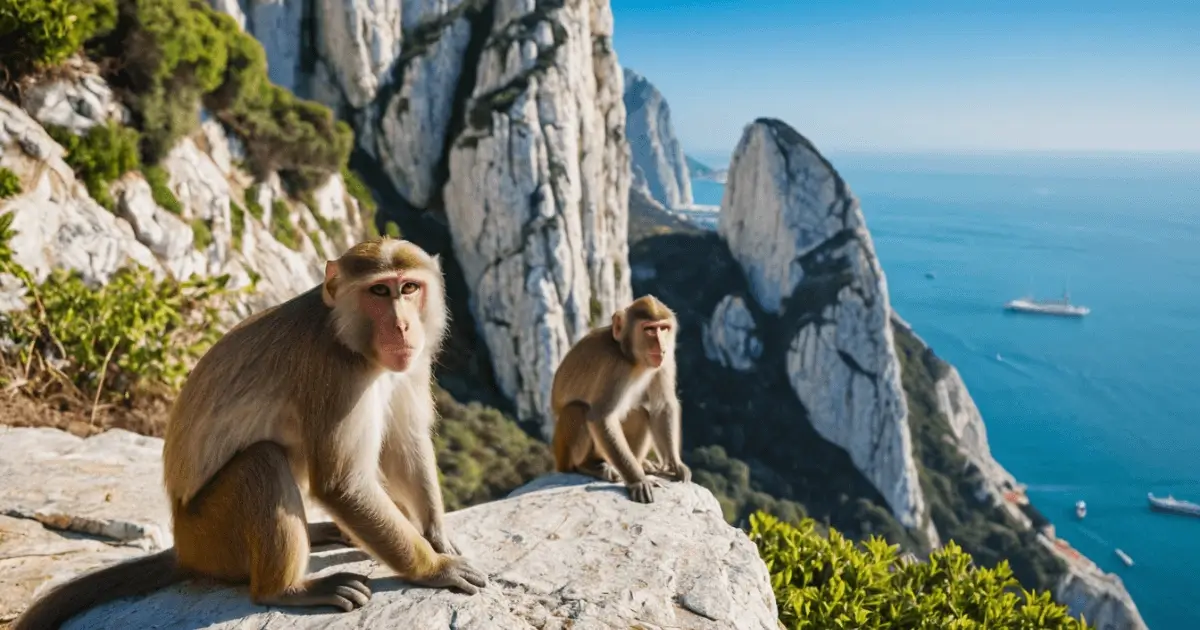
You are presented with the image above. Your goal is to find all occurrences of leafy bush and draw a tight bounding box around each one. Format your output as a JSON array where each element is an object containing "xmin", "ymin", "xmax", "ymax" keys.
[
  {"xmin": 0, "ymin": 213, "xmax": 232, "ymax": 409},
  {"xmin": 45, "ymin": 121, "xmax": 140, "ymax": 210},
  {"xmin": 243, "ymin": 185, "xmax": 265, "ymax": 220},
  {"xmin": 749, "ymin": 512, "xmax": 1089, "ymax": 630},
  {"xmin": 384, "ymin": 220, "xmax": 401, "ymax": 238},
  {"xmin": 341, "ymin": 165, "xmax": 378, "ymax": 235},
  {"xmin": 229, "ymin": 200, "xmax": 245, "ymax": 250},
  {"xmin": 143, "ymin": 164, "xmax": 182, "ymax": 214},
  {"xmin": 269, "ymin": 199, "xmax": 299, "ymax": 249},
  {"xmin": 0, "ymin": 166, "xmax": 20, "ymax": 198},
  {"xmin": 432, "ymin": 387, "xmax": 553, "ymax": 511},
  {"xmin": 0, "ymin": 0, "xmax": 117, "ymax": 77},
  {"xmin": 191, "ymin": 218, "xmax": 213, "ymax": 250}
]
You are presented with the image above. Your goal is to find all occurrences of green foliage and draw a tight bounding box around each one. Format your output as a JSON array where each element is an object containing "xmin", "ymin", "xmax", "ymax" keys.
[
  {"xmin": 191, "ymin": 218, "xmax": 212, "ymax": 250},
  {"xmin": 0, "ymin": 213, "xmax": 231, "ymax": 402},
  {"xmin": 384, "ymin": 220, "xmax": 401, "ymax": 238},
  {"xmin": 432, "ymin": 387, "xmax": 553, "ymax": 511},
  {"xmin": 229, "ymin": 200, "xmax": 245, "ymax": 250},
  {"xmin": 749, "ymin": 512, "xmax": 1089, "ymax": 630},
  {"xmin": 341, "ymin": 165, "xmax": 377, "ymax": 235},
  {"xmin": 0, "ymin": 0, "xmax": 117, "ymax": 75},
  {"xmin": 308, "ymin": 231, "xmax": 326, "ymax": 259},
  {"xmin": 143, "ymin": 164, "xmax": 182, "ymax": 215},
  {"xmin": 689, "ymin": 445, "xmax": 809, "ymax": 525},
  {"xmin": 0, "ymin": 167, "xmax": 20, "ymax": 198},
  {"xmin": 269, "ymin": 200, "xmax": 299, "ymax": 250},
  {"xmin": 243, "ymin": 186, "xmax": 264, "ymax": 220},
  {"xmin": 45, "ymin": 121, "xmax": 140, "ymax": 210}
]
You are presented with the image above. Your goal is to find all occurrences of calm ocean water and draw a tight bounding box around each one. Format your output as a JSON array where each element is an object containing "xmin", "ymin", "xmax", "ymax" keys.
[{"xmin": 690, "ymin": 152, "xmax": 1200, "ymax": 630}]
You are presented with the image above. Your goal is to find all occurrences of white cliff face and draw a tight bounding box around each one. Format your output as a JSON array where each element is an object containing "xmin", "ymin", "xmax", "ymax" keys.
[
  {"xmin": 442, "ymin": 0, "xmax": 631, "ymax": 437},
  {"xmin": 1, "ymin": 65, "xmax": 370, "ymax": 318},
  {"xmin": 702, "ymin": 294, "xmax": 762, "ymax": 372},
  {"xmin": 622, "ymin": 66, "xmax": 693, "ymax": 209},
  {"xmin": 717, "ymin": 118, "xmax": 929, "ymax": 536}
]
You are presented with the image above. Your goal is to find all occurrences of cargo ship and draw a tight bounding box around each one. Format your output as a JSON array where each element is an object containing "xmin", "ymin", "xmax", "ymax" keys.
[{"xmin": 1147, "ymin": 493, "xmax": 1200, "ymax": 518}]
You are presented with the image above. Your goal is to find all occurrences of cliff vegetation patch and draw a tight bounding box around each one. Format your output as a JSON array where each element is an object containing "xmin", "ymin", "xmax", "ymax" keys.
[
  {"xmin": 44, "ymin": 120, "xmax": 141, "ymax": 211},
  {"xmin": 750, "ymin": 512, "xmax": 1090, "ymax": 629}
]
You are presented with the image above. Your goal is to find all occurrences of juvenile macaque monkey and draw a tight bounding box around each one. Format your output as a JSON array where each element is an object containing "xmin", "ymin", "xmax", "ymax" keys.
[
  {"xmin": 13, "ymin": 238, "xmax": 486, "ymax": 630},
  {"xmin": 551, "ymin": 295, "xmax": 691, "ymax": 503}
]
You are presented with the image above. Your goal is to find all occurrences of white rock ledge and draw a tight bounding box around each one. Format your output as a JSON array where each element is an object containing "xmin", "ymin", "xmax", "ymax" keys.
[{"xmin": 0, "ymin": 428, "xmax": 777, "ymax": 630}]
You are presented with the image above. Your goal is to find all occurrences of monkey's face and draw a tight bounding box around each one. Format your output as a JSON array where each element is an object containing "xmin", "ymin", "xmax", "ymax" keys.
[
  {"xmin": 358, "ymin": 272, "xmax": 432, "ymax": 372},
  {"xmin": 635, "ymin": 318, "xmax": 675, "ymax": 368}
]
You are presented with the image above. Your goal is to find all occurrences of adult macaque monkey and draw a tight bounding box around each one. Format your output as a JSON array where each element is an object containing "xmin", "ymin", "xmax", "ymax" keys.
[
  {"xmin": 551, "ymin": 295, "xmax": 691, "ymax": 503},
  {"xmin": 13, "ymin": 238, "xmax": 487, "ymax": 630}
]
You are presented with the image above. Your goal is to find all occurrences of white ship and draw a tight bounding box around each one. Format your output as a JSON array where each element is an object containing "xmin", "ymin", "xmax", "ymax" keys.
[
  {"xmin": 1075, "ymin": 500, "xmax": 1087, "ymax": 519},
  {"xmin": 1004, "ymin": 290, "xmax": 1090, "ymax": 317}
]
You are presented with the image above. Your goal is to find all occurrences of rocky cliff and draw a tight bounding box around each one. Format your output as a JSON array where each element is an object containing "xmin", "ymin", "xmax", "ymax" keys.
[
  {"xmin": 0, "ymin": 426, "xmax": 777, "ymax": 629},
  {"xmin": 211, "ymin": 0, "xmax": 634, "ymax": 436},
  {"xmin": 714, "ymin": 118, "xmax": 932, "ymax": 541},
  {"xmin": 622, "ymin": 67, "xmax": 693, "ymax": 209},
  {"xmin": 0, "ymin": 62, "xmax": 370, "ymax": 317}
]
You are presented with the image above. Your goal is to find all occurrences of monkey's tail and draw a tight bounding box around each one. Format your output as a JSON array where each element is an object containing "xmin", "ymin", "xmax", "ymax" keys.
[{"xmin": 11, "ymin": 549, "xmax": 183, "ymax": 630}]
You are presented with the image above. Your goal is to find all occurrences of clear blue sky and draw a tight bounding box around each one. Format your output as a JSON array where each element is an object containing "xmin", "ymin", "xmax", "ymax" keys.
[{"xmin": 610, "ymin": 0, "xmax": 1200, "ymax": 156}]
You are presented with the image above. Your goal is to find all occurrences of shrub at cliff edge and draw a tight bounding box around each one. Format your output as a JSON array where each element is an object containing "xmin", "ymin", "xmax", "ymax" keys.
[{"xmin": 749, "ymin": 512, "xmax": 1090, "ymax": 629}]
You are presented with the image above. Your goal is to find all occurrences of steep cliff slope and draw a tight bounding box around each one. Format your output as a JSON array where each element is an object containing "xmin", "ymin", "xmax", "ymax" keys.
[
  {"xmin": 622, "ymin": 67, "xmax": 693, "ymax": 209},
  {"xmin": 212, "ymin": 0, "xmax": 634, "ymax": 435}
]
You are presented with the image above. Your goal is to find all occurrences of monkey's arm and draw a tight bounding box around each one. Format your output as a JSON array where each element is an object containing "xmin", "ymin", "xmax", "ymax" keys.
[
  {"xmin": 584, "ymin": 392, "xmax": 660, "ymax": 503},
  {"xmin": 308, "ymin": 439, "xmax": 485, "ymax": 592},
  {"xmin": 649, "ymin": 398, "xmax": 692, "ymax": 483},
  {"xmin": 380, "ymin": 427, "xmax": 456, "ymax": 555}
]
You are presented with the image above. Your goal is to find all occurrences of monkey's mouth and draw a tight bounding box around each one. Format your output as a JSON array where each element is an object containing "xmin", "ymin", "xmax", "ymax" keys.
[{"xmin": 647, "ymin": 352, "xmax": 664, "ymax": 367}]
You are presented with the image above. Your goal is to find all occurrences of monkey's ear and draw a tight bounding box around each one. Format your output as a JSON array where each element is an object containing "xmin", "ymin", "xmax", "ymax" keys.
[
  {"xmin": 322, "ymin": 260, "xmax": 340, "ymax": 307},
  {"xmin": 430, "ymin": 253, "xmax": 442, "ymax": 271},
  {"xmin": 611, "ymin": 311, "xmax": 624, "ymax": 340}
]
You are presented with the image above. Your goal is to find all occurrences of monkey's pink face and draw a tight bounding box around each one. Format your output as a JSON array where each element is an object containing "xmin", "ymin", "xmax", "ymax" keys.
[
  {"xmin": 358, "ymin": 273, "xmax": 429, "ymax": 372},
  {"xmin": 639, "ymin": 319, "xmax": 674, "ymax": 368}
]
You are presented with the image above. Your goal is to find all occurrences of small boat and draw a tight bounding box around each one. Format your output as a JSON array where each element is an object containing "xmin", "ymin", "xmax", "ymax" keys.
[
  {"xmin": 1075, "ymin": 500, "xmax": 1087, "ymax": 519},
  {"xmin": 1147, "ymin": 493, "xmax": 1200, "ymax": 518},
  {"xmin": 1004, "ymin": 291, "xmax": 1090, "ymax": 317},
  {"xmin": 1115, "ymin": 548, "xmax": 1134, "ymax": 567},
  {"xmin": 925, "ymin": 271, "xmax": 936, "ymax": 279}
]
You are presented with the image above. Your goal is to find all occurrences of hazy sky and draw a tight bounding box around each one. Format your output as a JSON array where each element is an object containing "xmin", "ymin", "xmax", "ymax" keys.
[{"xmin": 609, "ymin": 0, "xmax": 1200, "ymax": 155}]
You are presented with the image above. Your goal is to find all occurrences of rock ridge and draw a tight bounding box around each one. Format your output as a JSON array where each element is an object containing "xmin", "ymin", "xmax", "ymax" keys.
[{"xmin": 622, "ymin": 66, "xmax": 693, "ymax": 209}]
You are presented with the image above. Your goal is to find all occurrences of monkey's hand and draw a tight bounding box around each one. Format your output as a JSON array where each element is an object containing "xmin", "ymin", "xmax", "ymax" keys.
[
  {"xmin": 426, "ymin": 525, "xmax": 459, "ymax": 555},
  {"xmin": 411, "ymin": 555, "xmax": 489, "ymax": 595},
  {"xmin": 626, "ymin": 476, "xmax": 664, "ymax": 503},
  {"xmin": 669, "ymin": 461, "xmax": 692, "ymax": 483}
]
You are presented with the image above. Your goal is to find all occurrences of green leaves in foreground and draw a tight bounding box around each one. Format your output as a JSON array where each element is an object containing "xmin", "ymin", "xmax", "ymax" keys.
[
  {"xmin": 0, "ymin": 213, "xmax": 233, "ymax": 405},
  {"xmin": 748, "ymin": 512, "xmax": 1089, "ymax": 630}
]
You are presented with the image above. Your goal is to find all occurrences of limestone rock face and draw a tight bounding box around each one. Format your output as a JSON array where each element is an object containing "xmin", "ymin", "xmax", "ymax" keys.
[
  {"xmin": 0, "ymin": 427, "xmax": 778, "ymax": 630},
  {"xmin": 442, "ymin": 0, "xmax": 632, "ymax": 436},
  {"xmin": 623, "ymin": 66, "xmax": 693, "ymax": 209},
  {"xmin": 1056, "ymin": 564, "xmax": 1149, "ymax": 630},
  {"xmin": 717, "ymin": 118, "xmax": 927, "ymax": 534},
  {"xmin": 702, "ymin": 294, "xmax": 762, "ymax": 372},
  {"xmin": 1, "ymin": 66, "xmax": 370, "ymax": 319}
]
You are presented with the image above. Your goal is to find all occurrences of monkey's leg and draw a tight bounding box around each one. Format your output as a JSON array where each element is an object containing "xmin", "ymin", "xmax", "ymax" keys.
[
  {"xmin": 555, "ymin": 403, "xmax": 619, "ymax": 482},
  {"xmin": 379, "ymin": 430, "xmax": 458, "ymax": 555},
  {"xmin": 585, "ymin": 415, "xmax": 659, "ymax": 503},
  {"xmin": 648, "ymin": 404, "xmax": 692, "ymax": 483},
  {"xmin": 174, "ymin": 442, "xmax": 372, "ymax": 612}
]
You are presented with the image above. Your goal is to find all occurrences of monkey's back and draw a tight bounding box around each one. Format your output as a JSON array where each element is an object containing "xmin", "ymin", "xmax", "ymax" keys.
[
  {"xmin": 162, "ymin": 285, "xmax": 362, "ymax": 507},
  {"xmin": 550, "ymin": 326, "xmax": 626, "ymax": 413}
]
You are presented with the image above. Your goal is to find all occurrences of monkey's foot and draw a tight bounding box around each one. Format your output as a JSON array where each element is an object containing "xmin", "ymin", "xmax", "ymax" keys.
[
  {"xmin": 257, "ymin": 572, "xmax": 372, "ymax": 612},
  {"xmin": 641, "ymin": 459, "xmax": 667, "ymax": 475},
  {"xmin": 410, "ymin": 555, "xmax": 489, "ymax": 595},
  {"xmin": 577, "ymin": 461, "xmax": 623, "ymax": 483},
  {"xmin": 308, "ymin": 521, "xmax": 354, "ymax": 548},
  {"xmin": 626, "ymin": 476, "xmax": 664, "ymax": 503}
]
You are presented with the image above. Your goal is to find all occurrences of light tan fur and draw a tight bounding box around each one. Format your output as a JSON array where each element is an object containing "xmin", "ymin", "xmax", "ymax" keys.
[
  {"xmin": 13, "ymin": 237, "xmax": 486, "ymax": 630},
  {"xmin": 550, "ymin": 295, "xmax": 692, "ymax": 503}
]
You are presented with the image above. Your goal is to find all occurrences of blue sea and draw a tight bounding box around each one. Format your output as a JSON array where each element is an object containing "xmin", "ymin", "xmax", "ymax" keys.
[{"xmin": 689, "ymin": 151, "xmax": 1200, "ymax": 630}]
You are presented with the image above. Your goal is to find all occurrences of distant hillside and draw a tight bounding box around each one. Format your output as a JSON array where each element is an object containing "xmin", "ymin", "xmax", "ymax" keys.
[{"xmin": 687, "ymin": 155, "xmax": 727, "ymax": 183}]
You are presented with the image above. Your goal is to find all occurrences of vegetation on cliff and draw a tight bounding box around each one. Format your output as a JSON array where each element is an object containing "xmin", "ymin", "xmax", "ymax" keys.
[{"xmin": 750, "ymin": 512, "xmax": 1089, "ymax": 629}]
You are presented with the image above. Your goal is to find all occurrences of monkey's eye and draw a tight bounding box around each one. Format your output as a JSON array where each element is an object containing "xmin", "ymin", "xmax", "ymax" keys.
[
  {"xmin": 368, "ymin": 284, "xmax": 390, "ymax": 297},
  {"xmin": 400, "ymin": 282, "xmax": 421, "ymax": 295}
]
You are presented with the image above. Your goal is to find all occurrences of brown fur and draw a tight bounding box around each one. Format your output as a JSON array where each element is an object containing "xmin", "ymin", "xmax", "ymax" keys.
[
  {"xmin": 550, "ymin": 295, "xmax": 691, "ymax": 503},
  {"xmin": 12, "ymin": 237, "xmax": 486, "ymax": 630}
]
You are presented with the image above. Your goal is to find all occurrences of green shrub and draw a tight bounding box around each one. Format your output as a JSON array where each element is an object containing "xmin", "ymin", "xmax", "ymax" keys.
[
  {"xmin": 749, "ymin": 512, "xmax": 1089, "ymax": 630},
  {"xmin": 341, "ymin": 165, "xmax": 377, "ymax": 234},
  {"xmin": 384, "ymin": 221, "xmax": 401, "ymax": 238},
  {"xmin": 45, "ymin": 121, "xmax": 140, "ymax": 210},
  {"xmin": 0, "ymin": 0, "xmax": 117, "ymax": 76},
  {"xmin": 269, "ymin": 200, "xmax": 298, "ymax": 249},
  {"xmin": 191, "ymin": 218, "xmax": 212, "ymax": 250},
  {"xmin": 0, "ymin": 167, "xmax": 20, "ymax": 198},
  {"xmin": 142, "ymin": 164, "xmax": 182, "ymax": 214},
  {"xmin": 229, "ymin": 200, "xmax": 245, "ymax": 250},
  {"xmin": 309, "ymin": 231, "xmax": 326, "ymax": 259},
  {"xmin": 0, "ymin": 213, "xmax": 231, "ymax": 403},
  {"xmin": 243, "ymin": 185, "xmax": 264, "ymax": 220},
  {"xmin": 432, "ymin": 387, "xmax": 553, "ymax": 511}
]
